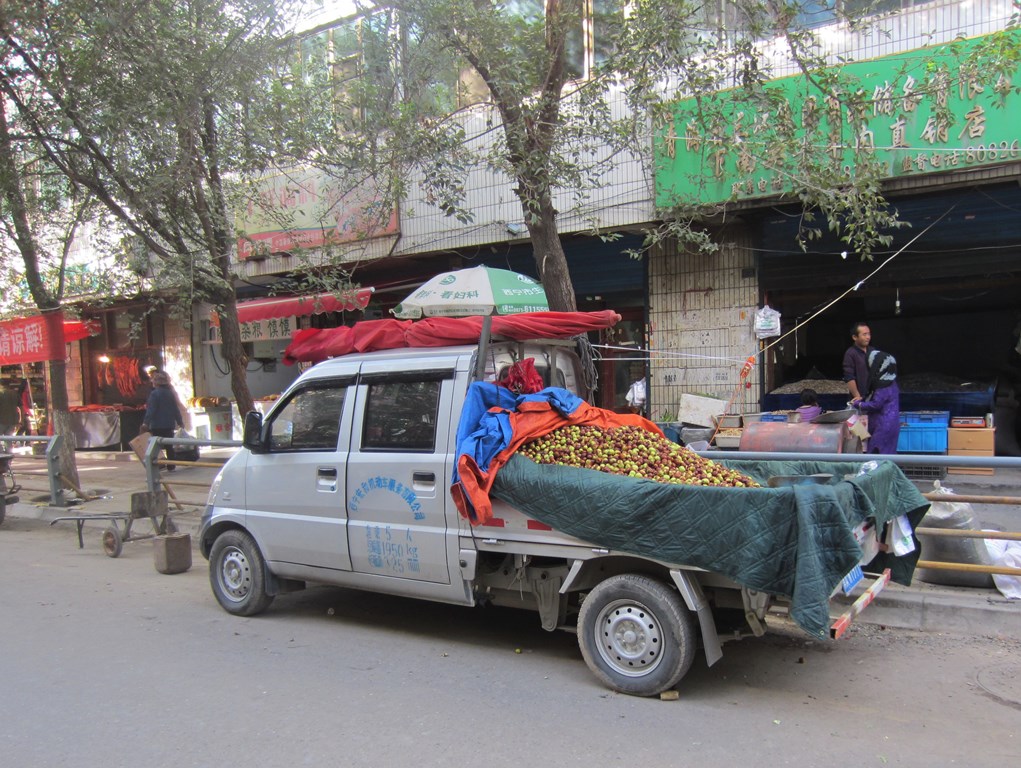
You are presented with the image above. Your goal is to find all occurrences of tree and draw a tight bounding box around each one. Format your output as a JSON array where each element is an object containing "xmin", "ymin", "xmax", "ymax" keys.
[
  {"xmin": 0, "ymin": 0, "xmax": 315, "ymax": 416},
  {"xmin": 0, "ymin": 93, "xmax": 111, "ymax": 490},
  {"xmin": 315, "ymin": 1, "xmax": 1018, "ymax": 311}
]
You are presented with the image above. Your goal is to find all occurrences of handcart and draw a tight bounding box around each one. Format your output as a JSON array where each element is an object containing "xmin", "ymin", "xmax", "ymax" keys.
[
  {"xmin": 0, "ymin": 452, "xmax": 21, "ymax": 526},
  {"xmin": 49, "ymin": 490, "xmax": 176, "ymax": 557}
]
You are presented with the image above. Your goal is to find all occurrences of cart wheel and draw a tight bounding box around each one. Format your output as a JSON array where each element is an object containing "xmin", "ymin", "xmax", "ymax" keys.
[{"xmin": 101, "ymin": 527, "xmax": 123, "ymax": 558}]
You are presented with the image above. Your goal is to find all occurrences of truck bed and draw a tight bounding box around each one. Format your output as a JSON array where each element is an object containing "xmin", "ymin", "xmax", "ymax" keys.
[{"xmin": 490, "ymin": 456, "xmax": 929, "ymax": 638}]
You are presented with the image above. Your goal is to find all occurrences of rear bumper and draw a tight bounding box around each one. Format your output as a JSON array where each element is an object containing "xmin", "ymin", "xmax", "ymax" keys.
[{"xmin": 830, "ymin": 568, "xmax": 892, "ymax": 639}]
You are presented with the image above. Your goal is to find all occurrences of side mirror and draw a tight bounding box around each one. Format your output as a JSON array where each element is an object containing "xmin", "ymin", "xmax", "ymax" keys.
[{"xmin": 242, "ymin": 411, "xmax": 266, "ymax": 452}]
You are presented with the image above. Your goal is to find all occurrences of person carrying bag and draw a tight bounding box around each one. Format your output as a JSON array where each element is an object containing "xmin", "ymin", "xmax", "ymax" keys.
[{"xmin": 141, "ymin": 371, "xmax": 185, "ymax": 471}]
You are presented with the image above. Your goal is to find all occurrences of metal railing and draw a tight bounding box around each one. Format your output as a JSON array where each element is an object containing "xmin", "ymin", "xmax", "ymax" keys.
[
  {"xmin": 138, "ymin": 435, "xmax": 241, "ymax": 507},
  {"xmin": 700, "ymin": 449, "xmax": 1021, "ymax": 579},
  {"xmin": 0, "ymin": 435, "xmax": 68, "ymax": 507}
]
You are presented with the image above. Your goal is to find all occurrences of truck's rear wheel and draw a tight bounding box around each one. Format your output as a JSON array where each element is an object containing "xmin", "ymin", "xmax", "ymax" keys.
[
  {"xmin": 209, "ymin": 529, "xmax": 274, "ymax": 616},
  {"xmin": 578, "ymin": 574, "xmax": 696, "ymax": 696}
]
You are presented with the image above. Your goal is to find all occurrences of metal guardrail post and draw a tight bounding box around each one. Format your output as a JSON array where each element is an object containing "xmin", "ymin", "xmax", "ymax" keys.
[
  {"xmin": 0, "ymin": 435, "xmax": 64, "ymax": 507},
  {"xmin": 142, "ymin": 435, "xmax": 239, "ymax": 494},
  {"xmin": 144, "ymin": 436, "xmax": 162, "ymax": 494},
  {"xmin": 44, "ymin": 434, "xmax": 65, "ymax": 507}
]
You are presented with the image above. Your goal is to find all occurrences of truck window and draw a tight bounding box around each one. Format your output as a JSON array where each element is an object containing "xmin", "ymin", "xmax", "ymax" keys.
[
  {"xmin": 362, "ymin": 380, "xmax": 440, "ymax": 451},
  {"xmin": 496, "ymin": 363, "xmax": 566, "ymax": 389},
  {"xmin": 266, "ymin": 386, "xmax": 345, "ymax": 451}
]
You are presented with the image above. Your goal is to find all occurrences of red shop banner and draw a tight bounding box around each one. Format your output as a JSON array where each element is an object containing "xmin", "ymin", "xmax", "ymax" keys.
[{"xmin": 0, "ymin": 311, "xmax": 67, "ymax": 365}]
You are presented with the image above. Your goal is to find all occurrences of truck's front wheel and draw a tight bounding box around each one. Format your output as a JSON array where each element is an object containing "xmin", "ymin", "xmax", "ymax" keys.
[
  {"xmin": 209, "ymin": 530, "xmax": 274, "ymax": 616},
  {"xmin": 578, "ymin": 574, "xmax": 696, "ymax": 696}
]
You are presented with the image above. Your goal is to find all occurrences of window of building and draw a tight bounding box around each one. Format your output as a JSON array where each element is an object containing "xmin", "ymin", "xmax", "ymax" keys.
[{"xmin": 565, "ymin": 1, "xmax": 626, "ymax": 80}]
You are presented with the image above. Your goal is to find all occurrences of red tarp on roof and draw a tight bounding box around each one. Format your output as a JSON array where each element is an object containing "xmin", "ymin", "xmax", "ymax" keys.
[
  {"xmin": 282, "ymin": 310, "xmax": 621, "ymax": 365},
  {"xmin": 212, "ymin": 288, "xmax": 375, "ymax": 325}
]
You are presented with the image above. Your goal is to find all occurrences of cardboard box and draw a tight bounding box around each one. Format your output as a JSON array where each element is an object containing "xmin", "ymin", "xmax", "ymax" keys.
[
  {"xmin": 678, "ymin": 394, "xmax": 728, "ymax": 428},
  {"xmin": 947, "ymin": 427, "xmax": 994, "ymax": 452},
  {"xmin": 943, "ymin": 447, "xmax": 992, "ymax": 471}
]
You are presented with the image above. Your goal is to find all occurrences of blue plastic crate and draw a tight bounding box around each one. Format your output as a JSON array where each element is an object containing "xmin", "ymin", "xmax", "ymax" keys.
[
  {"xmin": 901, "ymin": 410, "xmax": 951, "ymax": 427},
  {"xmin": 760, "ymin": 413, "xmax": 789, "ymax": 423},
  {"xmin": 896, "ymin": 425, "xmax": 948, "ymax": 454}
]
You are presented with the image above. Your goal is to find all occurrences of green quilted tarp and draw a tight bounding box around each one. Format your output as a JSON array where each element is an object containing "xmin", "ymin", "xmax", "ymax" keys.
[{"xmin": 490, "ymin": 456, "xmax": 930, "ymax": 638}]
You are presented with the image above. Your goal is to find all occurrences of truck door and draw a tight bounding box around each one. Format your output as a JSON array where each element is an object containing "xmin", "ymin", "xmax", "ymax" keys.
[
  {"xmin": 346, "ymin": 365, "xmax": 456, "ymax": 584},
  {"xmin": 244, "ymin": 371, "xmax": 356, "ymax": 571}
]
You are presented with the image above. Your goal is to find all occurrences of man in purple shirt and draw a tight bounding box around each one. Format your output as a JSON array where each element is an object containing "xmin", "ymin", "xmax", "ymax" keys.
[{"xmin": 842, "ymin": 322, "xmax": 871, "ymax": 401}]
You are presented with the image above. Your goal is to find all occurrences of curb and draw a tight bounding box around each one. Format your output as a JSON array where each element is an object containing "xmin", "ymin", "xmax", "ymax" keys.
[{"xmin": 832, "ymin": 580, "xmax": 1020, "ymax": 637}]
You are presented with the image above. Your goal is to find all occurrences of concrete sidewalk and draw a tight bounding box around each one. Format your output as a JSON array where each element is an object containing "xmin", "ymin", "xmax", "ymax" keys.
[{"xmin": 4, "ymin": 450, "xmax": 1019, "ymax": 638}]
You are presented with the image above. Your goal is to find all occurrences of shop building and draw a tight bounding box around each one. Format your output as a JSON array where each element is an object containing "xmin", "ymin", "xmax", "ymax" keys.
[
  {"xmin": 34, "ymin": 1, "xmax": 1013, "ymax": 449},
  {"xmin": 650, "ymin": 1, "xmax": 1021, "ymax": 451}
]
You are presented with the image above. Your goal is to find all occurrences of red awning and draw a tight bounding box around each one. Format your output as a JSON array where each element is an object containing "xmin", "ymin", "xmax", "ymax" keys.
[
  {"xmin": 215, "ymin": 288, "xmax": 375, "ymax": 325},
  {"xmin": 64, "ymin": 319, "xmax": 102, "ymax": 342}
]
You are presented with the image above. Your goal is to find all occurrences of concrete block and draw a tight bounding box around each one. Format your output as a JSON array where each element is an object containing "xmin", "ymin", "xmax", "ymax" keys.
[{"xmin": 154, "ymin": 533, "xmax": 192, "ymax": 574}]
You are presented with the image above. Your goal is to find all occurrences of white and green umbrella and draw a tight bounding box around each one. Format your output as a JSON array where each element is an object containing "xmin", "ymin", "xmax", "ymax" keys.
[
  {"xmin": 392, "ymin": 265, "xmax": 548, "ymax": 319},
  {"xmin": 392, "ymin": 266, "xmax": 549, "ymax": 379}
]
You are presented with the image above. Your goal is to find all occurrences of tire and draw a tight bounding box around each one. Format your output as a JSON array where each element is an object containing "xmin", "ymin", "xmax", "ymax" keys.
[
  {"xmin": 577, "ymin": 574, "xmax": 697, "ymax": 697},
  {"xmin": 101, "ymin": 527, "xmax": 123, "ymax": 558},
  {"xmin": 208, "ymin": 529, "xmax": 275, "ymax": 616}
]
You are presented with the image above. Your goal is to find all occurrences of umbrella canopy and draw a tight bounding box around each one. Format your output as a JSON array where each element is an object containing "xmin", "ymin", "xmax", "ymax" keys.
[{"xmin": 392, "ymin": 266, "xmax": 548, "ymax": 319}]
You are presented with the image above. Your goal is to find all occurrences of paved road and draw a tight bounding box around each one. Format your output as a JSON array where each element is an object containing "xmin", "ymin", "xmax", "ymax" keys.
[{"xmin": 1, "ymin": 516, "xmax": 1018, "ymax": 767}]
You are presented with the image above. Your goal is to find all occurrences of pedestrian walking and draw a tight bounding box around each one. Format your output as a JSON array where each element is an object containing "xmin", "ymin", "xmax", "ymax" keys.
[{"xmin": 141, "ymin": 371, "xmax": 184, "ymax": 471}]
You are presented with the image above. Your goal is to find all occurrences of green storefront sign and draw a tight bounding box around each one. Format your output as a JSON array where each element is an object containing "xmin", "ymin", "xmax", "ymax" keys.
[{"xmin": 656, "ymin": 33, "xmax": 1021, "ymax": 206}]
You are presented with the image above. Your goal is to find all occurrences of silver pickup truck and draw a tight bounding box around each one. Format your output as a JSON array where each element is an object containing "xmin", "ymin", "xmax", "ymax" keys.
[{"xmin": 200, "ymin": 339, "xmax": 884, "ymax": 696}]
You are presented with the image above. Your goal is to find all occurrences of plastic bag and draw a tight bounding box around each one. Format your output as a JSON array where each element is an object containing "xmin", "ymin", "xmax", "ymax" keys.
[
  {"xmin": 914, "ymin": 482, "xmax": 995, "ymax": 588},
  {"xmin": 625, "ymin": 378, "xmax": 646, "ymax": 407},
  {"xmin": 985, "ymin": 536, "xmax": 1021, "ymax": 599},
  {"xmin": 753, "ymin": 305, "xmax": 781, "ymax": 339},
  {"xmin": 174, "ymin": 428, "xmax": 200, "ymax": 463},
  {"xmin": 887, "ymin": 514, "xmax": 916, "ymax": 556}
]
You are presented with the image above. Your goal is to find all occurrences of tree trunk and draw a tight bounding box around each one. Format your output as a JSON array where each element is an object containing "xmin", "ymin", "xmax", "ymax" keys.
[
  {"xmin": 215, "ymin": 298, "xmax": 255, "ymax": 416},
  {"xmin": 524, "ymin": 196, "xmax": 577, "ymax": 313},
  {"xmin": 46, "ymin": 358, "xmax": 81, "ymax": 491}
]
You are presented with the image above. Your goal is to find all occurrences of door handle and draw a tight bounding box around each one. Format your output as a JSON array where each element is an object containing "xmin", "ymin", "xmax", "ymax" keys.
[
  {"xmin": 316, "ymin": 466, "xmax": 338, "ymax": 492},
  {"xmin": 413, "ymin": 471, "xmax": 435, "ymax": 483}
]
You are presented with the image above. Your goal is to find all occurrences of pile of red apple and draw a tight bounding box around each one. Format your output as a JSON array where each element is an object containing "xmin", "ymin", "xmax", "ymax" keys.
[{"xmin": 518, "ymin": 424, "xmax": 759, "ymax": 488}]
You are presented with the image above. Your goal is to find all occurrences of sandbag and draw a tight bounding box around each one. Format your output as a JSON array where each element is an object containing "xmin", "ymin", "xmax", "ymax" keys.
[{"xmin": 914, "ymin": 483, "xmax": 995, "ymax": 588}]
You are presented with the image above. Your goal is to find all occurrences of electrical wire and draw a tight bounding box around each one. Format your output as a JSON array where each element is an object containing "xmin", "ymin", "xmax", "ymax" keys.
[{"xmin": 756, "ymin": 198, "xmax": 959, "ymax": 360}]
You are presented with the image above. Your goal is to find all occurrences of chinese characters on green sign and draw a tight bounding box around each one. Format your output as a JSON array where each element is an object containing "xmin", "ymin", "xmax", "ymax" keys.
[{"xmin": 656, "ymin": 33, "xmax": 1021, "ymax": 206}]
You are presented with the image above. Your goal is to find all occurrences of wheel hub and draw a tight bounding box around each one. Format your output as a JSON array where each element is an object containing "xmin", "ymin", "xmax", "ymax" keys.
[
  {"xmin": 219, "ymin": 547, "xmax": 251, "ymax": 602},
  {"xmin": 595, "ymin": 599, "xmax": 663, "ymax": 678}
]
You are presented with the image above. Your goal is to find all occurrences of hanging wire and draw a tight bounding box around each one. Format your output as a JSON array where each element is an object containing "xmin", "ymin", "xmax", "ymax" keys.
[
  {"xmin": 701, "ymin": 200, "xmax": 961, "ymax": 441},
  {"xmin": 756, "ymin": 200, "xmax": 959, "ymax": 361}
]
